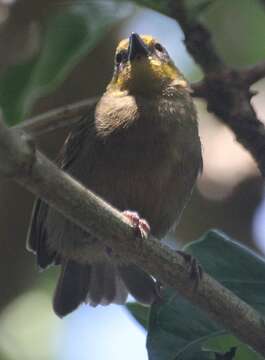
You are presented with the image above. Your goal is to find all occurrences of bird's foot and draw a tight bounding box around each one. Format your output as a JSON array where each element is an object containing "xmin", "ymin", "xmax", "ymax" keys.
[
  {"xmin": 176, "ymin": 250, "xmax": 203, "ymax": 290},
  {"xmin": 123, "ymin": 210, "xmax": 150, "ymax": 239}
]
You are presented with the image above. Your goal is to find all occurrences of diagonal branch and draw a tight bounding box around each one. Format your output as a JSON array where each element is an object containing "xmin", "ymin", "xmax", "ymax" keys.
[
  {"xmin": 170, "ymin": 0, "xmax": 265, "ymax": 176},
  {"xmin": 1, "ymin": 115, "xmax": 265, "ymax": 355}
]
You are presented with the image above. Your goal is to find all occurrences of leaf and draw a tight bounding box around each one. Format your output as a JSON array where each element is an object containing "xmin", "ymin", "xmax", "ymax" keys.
[
  {"xmin": 125, "ymin": 302, "xmax": 149, "ymax": 330},
  {"xmin": 147, "ymin": 287, "xmax": 220, "ymax": 360},
  {"xmin": 204, "ymin": 335, "xmax": 263, "ymax": 360},
  {"xmin": 0, "ymin": 60, "xmax": 36, "ymax": 125},
  {"xmin": 147, "ymin": 230, "xmax": 265, "ymax": 360},
  {"xmin": 0, "ymin": 1, "xmax": 132, "ymax": 125},
  {"xmin": 213, "ymin": 346, "xmax": 237, "ymax": 360}
]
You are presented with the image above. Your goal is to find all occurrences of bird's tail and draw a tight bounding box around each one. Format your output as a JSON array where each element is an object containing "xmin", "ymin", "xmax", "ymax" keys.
[{"xmin": 53, "ymin": 260, "xmax": 157, "ymax": 317}]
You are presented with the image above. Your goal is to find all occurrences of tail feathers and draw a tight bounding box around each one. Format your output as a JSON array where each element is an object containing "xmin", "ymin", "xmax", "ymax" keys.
[
  {"xmin": 27, "ymin": 199, "xmax": 46, "ymax": 253},
  {"xmin": 86, "ymin": 262, "xmax": 128, "ymax": 306},
  {"xmin": 113, "ymin": 273, "xmax": 128, "ymax": 304},
  {"xmin": 118, "ymin": 264, "xmax": 157, "ymax": 304},
  {"xmin": 53, "ymin": 261, "xmax": 129, "ymax": 317},
  {"xmin": 27, "ymin": 198, "xmax": 56, "ymax": 270},
  {"xmin": 53, "ymin": 260, "xmax": 91, "ymax": 317},
  {"xmin": 53, "ymin": 261, "xmax": 156, "ymax": 317},
  {"xmin": 87, "ymin": 263, "xmax": 113, "ymax": 306},
  {"xmin": 36, "ymin": 237, "xmax": 57, "ymax": 269}
]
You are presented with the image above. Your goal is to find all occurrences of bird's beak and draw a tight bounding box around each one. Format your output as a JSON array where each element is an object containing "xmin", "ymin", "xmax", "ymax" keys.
[{"xmin": 128, "ymin": 33, "xmax": 150, "ymax": 61}]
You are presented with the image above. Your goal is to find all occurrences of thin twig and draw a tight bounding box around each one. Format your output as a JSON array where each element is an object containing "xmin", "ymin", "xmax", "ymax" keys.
[{"xmin": 1, "ymin": 115, "xmax": 265, "ymax": 356}]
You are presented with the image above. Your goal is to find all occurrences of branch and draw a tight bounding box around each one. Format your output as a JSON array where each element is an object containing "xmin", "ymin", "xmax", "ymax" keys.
[
  {"xmin": 14, "ymin": 97, "xmax": 98, "ymax": 137},
  {"xmin": 240, "ymin": 60, "xmax": 265, "ymax": 86},
  {"xmin": 170, "ymin": 0, "xmax": 265, "ymax": 176},
  {"xmin": 1, "ymin": 116, "xmax": 265, "ymax": 355}
]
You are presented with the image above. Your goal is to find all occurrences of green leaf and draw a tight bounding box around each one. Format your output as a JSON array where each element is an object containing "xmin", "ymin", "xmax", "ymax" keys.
[
  {"xmin": 0, "ymin": 1, "xmax": 132, "ymax": 125},
  {"xmin": 204, "ymin": 335, "xmax": 263, "ymax": 360},
  {"xmin": 212, "ymin": 346, "xmax": 237, "ymax": 360},
  {"xmin": 0, "ymin": 60, "xmax": 36, "ymax": 125},
  {"xmin": 191, "ymin": 0, "xmax": 265, "ymax": 67},
  {"xmin": 147, "ymin": 287, "xmax": 220, "ymax": 360},
  {"xmin": 184, "ymin": 230, "xmax": 265, "ymax": 310},
  {"xmin": 125, "ymin": 302, "xmax": 149, "ymax": 330},
  {"xmin": 147, "ymin": 230, "xmax": 265, "ymax": 360}
]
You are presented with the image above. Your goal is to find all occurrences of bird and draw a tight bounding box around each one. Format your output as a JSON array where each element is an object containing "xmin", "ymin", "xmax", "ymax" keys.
[{"xmin": 27, "ymin": 33, "xmax": 203, "ymax": 317}]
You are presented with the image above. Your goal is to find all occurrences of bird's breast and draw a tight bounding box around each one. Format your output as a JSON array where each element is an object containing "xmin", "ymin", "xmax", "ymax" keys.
[{"xmin": 74, "ymin": 94, "xmax": 202, "ymax": 238}]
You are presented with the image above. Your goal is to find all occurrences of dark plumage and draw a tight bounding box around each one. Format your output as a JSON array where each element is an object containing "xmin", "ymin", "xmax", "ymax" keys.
[{"xmin": 27, "ymin": 33, "xmax": 202, "ymax": 317}]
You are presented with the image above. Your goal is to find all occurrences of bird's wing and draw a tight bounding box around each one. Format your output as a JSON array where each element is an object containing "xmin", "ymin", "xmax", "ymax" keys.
[
  {"xmin": 57, "ymin": 110, "xmax": 96, "ymax": 170},
  {"xmin": 26, "ymin": 104, "xmax": 97, "ymax": 269}
]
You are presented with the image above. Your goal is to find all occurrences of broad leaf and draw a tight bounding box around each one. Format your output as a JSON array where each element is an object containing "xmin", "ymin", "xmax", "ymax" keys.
[
  {"xmin": 147, "ymin": 230, "xmax": 265, "ymax": 359},
  {"xmin": 204, "ymin": 335, "xmax": 263, "ymax": 360},
  {"xmin": 126, "ymin": 302, "xmax": 149, "ymax": 330}
]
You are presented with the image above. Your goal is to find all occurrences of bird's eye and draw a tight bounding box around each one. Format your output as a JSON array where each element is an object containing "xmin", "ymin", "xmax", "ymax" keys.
[
  {"xmin": 116, "ymin": 50, "xmax": 128, "ymax": 64},
  {"xmin": 154, "ymin": 43, "xmax": 163, "ymax": 52}
]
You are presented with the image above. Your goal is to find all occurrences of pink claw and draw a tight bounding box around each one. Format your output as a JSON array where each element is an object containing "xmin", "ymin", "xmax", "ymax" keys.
[{"xmin": 123, "ymin": 210, "xmax": 150, "ymax": 239}]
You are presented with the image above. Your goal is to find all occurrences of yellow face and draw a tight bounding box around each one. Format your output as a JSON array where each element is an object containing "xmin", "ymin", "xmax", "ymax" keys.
[{"xmin": 108, "ymin": 34, "xmax": 187, "ymax": 94}]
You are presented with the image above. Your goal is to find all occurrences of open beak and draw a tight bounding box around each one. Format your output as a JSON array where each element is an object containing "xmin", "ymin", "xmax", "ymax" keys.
[{"xmin": 128, "ymin": 33, "xmax": 150, "ymax": 61}]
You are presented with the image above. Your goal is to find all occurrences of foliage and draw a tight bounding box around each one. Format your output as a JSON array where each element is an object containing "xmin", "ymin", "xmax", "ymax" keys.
[
  {"xmin": 0, "ymin": 1, "xmax": 132, "ymax": 125},
  {"xmin": 128, "ymin": 231, "xmax": 265, "ymax": 359},
  {"xmin": 0, "ymin": 0, "xmax": 265, "ymax": 359},
  {"xmin": 1, "ymin": 0, "xmax": 264, "ymax": 125},
  {"xmin": 126, "ymin": 302, "xmax": 150, "ymax": 329}
]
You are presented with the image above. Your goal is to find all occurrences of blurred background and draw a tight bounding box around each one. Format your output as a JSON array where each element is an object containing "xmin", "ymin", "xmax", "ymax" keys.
[{"xmin": 0, "ymin": 0, "xmax": 264, "ymax": 359}]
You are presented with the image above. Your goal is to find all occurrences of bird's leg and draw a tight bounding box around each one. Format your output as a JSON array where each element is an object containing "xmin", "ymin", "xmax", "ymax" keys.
[
  {"xmin": 176, "ymin": 250, "xmax": 203, "ymax": 289},
  {"xmin": 123, "ymin": 210, "xmax": 150, "ymax": 239}
]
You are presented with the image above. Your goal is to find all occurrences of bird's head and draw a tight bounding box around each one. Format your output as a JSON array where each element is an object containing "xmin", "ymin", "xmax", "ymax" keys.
[{"xmin": 107, "ymin": 33, "xmax": 188, "ymax": 95}]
